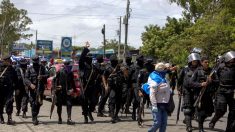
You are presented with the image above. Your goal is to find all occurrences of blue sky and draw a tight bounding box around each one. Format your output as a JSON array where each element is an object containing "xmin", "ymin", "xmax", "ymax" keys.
[{"xmin": 9, "ymin": 0, "xmax": 183, "ymax": 49}]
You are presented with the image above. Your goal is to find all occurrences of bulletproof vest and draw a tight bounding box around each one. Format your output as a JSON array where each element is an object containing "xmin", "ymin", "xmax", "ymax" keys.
[
  {"xmin": 108, "ymin": 70, "xmax": 123, "ymax": 90},
  {"xmin": 219, "ymin": 66, "xmax": 235, "ymax": 87},
  {"xmin": 183, "ymin": 67, "xmax": 194, "ymax": 88},
  {"xmin": 28, "ymin": 65, "xmax": 40, "ymax": 85},
  {"xmin": 196, "ymin": 67, "xmax": 207, "ymax": 83},
  {"xmin": 0, "ymin": 66, "xmax": 15, "ymax": 88}
]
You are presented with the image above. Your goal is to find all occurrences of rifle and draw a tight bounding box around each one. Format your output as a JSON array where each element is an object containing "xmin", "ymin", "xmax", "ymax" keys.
[
  {"xmin": 193, "ymin": 63, "xmax": 219, "ymax": 108},
  {"xmin": 19, "ymin": 68, "xmax": 29, "ymax": 97},
  {"xmin": 176, "ymin": 90, "xmax": 182, "ymax": 124},
  {"xmin": 36, "ymin": 66, "xmax": 43, "ymax": 105}
]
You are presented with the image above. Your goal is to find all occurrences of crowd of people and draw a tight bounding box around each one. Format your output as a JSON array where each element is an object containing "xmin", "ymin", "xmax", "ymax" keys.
[{"xmin": 0, "ymin": 44, "xmax": 234, "ymax": 132}]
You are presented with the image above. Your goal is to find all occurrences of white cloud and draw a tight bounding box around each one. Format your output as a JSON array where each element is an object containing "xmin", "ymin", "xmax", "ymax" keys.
[{"xmin": 8, "ymin": 0, "xmax": 183, "ymax": 49}]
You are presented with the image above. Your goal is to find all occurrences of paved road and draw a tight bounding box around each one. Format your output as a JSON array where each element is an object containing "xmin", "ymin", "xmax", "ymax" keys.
[{"xmin": 0, "ymin": 95, "xmax": 227, "ymax": 132}]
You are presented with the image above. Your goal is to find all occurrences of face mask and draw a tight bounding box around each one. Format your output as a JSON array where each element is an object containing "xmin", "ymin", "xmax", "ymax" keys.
[
  {"xmin": 126, "ymin": 59, "xmax": 132, "ymax": 65},
  {"xmin": 111, "ymin": 60, "xmax": 118, "ymax": 68},
  {"xmin": 97, "ymin": 58, "xmax": 103, "ymax": 63}
]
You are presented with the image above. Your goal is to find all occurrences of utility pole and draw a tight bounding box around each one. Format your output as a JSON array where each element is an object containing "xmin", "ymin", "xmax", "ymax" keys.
[
  {"xmin": 35, "ymin": 30, "xmax": 38, "ymax": 56},
  {"xmin": 123, "ymin": 0, "xmax": 130, "ymax": 58},
  {"xmin": 101, "ymin": 24, "xmax": 106, "ymax": 58},
  {"xmin": 117, "ymin": 16, "xmax": 122, "ymax": 60}
]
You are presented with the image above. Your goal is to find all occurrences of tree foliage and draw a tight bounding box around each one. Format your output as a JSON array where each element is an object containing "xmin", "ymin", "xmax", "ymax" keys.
[
  {"xmin": 0, "ymin": 0, "xmax": 32, "ymax": 55},
  {"xmin": 141, "ymin": 0, "xmax": 235, "ymax": 66}
]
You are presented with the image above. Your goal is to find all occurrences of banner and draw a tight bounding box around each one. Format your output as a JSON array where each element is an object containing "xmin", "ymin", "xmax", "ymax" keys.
[
  {"xmin": 36, "ymin": 40, "xmax": 53, "ymax": 57},
  {"xmin": 61, "ymin": 37, "xmax": 72, "ymax": 58}
]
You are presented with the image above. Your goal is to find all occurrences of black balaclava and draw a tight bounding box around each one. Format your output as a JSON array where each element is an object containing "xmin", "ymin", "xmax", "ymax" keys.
[
  {"xmin": 136, "ymin": 55, "xmax": 144, "ymax": 67},
  {"xmin": 20, "ymin": 59, "xmax": 28, "ymax": 69},
  {"xmin": 110, "ymin": 55, "xmax": 118, "ymax": 68},
  {"xmin": 32, "ymin": 56, "xmax": 40, "ymax": 66},
  {"xmin": 125, "ymin": 56, "xmax": 132, "ymax": 66},
  {"xmin": 86, "ymin": 53, "xmax": 93, "ymax": 65},
  {"xmin": 96, "ymin": 55, "xmax": 103, "ymax": 63},
  {"xmin": 145, "ymin": 59, "xmax": 154, "ymax": 72}
]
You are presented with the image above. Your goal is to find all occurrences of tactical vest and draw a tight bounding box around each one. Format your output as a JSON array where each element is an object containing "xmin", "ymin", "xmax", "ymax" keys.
[
  {"xmin": 28, "ymin": 66, "xmax": 40, "ymax": 85},
  {"xmin": 183, "ymin": 67, "xmax": 194, "ymax": 88},
  {"xmin": 196, "ymin": 67, "xmax": 207, "ymax": 83},
  {"xmin": 219, "ymin": 66, "xmax": 235, "ymax": 87}
]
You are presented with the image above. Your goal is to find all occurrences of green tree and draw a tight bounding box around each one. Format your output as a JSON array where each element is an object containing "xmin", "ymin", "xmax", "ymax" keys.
[{"xmin": 0, "ymin": 0, "xmax": 32, "ymax": 56}]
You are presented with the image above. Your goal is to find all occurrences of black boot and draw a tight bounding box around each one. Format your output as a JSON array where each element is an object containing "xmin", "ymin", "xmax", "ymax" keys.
[
  {"xmin": 199, "ymin": 123, "xmax": 205, "ymax": 132},
  {"xmin": 22, "ymin": 112, "xmax": 27, "ymax": 118},
  {"xmin": 88, "ymin": 112, "xmax": 94, "ymax": 122},
  {"xmin": 0, "ymin": 115, "xmax": 4, "ymax": 124},
  {"xmin": 84, "ymin": 115, "xmax": 88, "ymax": 124},
  {"xmin": 33, "ymin": 116, "xmax": 39, "ymax": 126},
  {"xmin": 97, "ymin": 112, "xmax": 107, "ymax": 117},
  {"xmin": 132, "ymin": 109, "xmax": 136, "ymax": 121},
  {"xmin": 16, "ymin": 110, "xmax": 20, "ymax": 116},
  {"xmin": 209, "ymin": 122, "xmax": 215, "ymax": 129},
  {"xmin": 186, "ymin": 126, "xmax": 192, "ymax": 132},
  {"xmin": 58, "ymin": 116, "xmax": 62, "ymax": 124},
  {"xmin": 67, "ymin": 119, "xmax": 75, "ymax": 125},
  {"xmin": 7, "ymin": 115, "xmax": 15, "ymax": 125}
]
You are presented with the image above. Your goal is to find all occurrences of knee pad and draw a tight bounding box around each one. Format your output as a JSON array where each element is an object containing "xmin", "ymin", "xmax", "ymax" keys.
[{"xmin": 184, "ymin": 108, "xmax": 192, "ymax": 115}]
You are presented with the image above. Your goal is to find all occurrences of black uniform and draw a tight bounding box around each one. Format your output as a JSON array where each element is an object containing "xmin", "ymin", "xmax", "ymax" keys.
[
  {"xmin": 25, "ymin": 58, "xmax": 47, "ymax": 125},
  {"xmin": 122, "ymin": 56, "xmax": 135, "ymax": 114},
  {"xmin": 55, "ymin": 63, "xmax": 76, "ymax": 125},
  {"xmin": 136, "ymin": 60, "xmax": 154, "ymax": 126},
  {"xmin": 209, "ymin": 63, "xmax": 235, "ymax": 132},
  {"xmin": 132, "ymin": 55, "xmax": 145, "ymax": 121},
  {"xmin": 189, "ymin": 66, "xmax": 214, "ymax": 131},
  {"xmin": 0, "ymin": 56, "xmax": 18, "ymax": 125},
  {"xmin": 178, "ymin": 65, "xmax": 198, "ymax": 132},
  {"xmin": 79, "ymin": 47, "xmax": 101, "ymax": 123},
  {"xmin": 15, "ymin": 60, "xmax": 29, "ymax": 118},
  {"xmin": 107, "ymin": 55, "xmax": 123, "ymax": 123}
]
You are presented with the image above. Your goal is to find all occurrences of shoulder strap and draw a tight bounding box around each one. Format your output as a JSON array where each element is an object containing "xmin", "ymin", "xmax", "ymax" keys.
[{"xmin": 0, "ymin": 66, "xmax": 8, "ymax": 77}]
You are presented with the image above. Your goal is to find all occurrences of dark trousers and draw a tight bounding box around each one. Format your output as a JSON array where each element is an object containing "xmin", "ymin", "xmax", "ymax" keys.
[
  {"xmin": 15, "ymin": 88, "xmax": 28, "ymax": 113},
  {"xmin": 29, "ymin": 90, "xmax": 43, "ymax": 118},
  {"xmin": 0, "ymin": 88, "xmax": 14, "ymax": 115},
  {"xmin": 109, "ymin": 89, "xmax": 122, "ymax": 119},
  {"xmin": 56, "ymin": 90, "xmax": 73, "ymax": 118},
  {"xmin": 98, "ymin": 87, "xmax": 109, "ymax": 113},
  {"xmin": 197, "ymin": 92, "xmax": 214, "ymax": 129},
  {"xmin": 210, "ymin": 92, "xmax": 235, "ymax": 132},
  {"xmin": 82, "ymin": 86, "xmax": 98, "ymax": 116}
]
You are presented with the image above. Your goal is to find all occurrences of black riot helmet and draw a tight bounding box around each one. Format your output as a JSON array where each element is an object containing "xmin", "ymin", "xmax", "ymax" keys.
[
  {"xmin": 125, "ymin": 55, "xmax": 132, "ymax": 66},
  {"xmin": 109, "ymin": 55, "xmax": 118, "ymax": 67},
  {"xmin": 32, "ymin": 55, "xmax": 39, "ymax": 64},
  {"xmin": 224, "ymin": 51, "xmax": 235, "ymax": 63},
  {"xmin": 19, "ymin": 58, "xmax": 27, "ymax": 66},
  {"xmin": 136, "ymin": 55, "xmax": 144, "ymax": 67},
  {"xmin": 96, "ymin": 55, "xmax": 103, "ymax": 63},
  {"xmin": 144, "ymin": 58, "xmax": 154, "ymax": 72}
]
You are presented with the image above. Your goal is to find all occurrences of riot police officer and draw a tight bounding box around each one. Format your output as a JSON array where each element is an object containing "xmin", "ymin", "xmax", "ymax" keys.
[
  {"xmin": 178, "ymin": 53, "xmax": 201, "ymax": 132},
  {"xmin": 136, "ymin": 58, "xmax": 154, "ymax": 127},
  {"xmin": 15, "ymin": 58, "xmax": 29, "ymax": 118},
  {"xmin": 55, "ymin": 59, "xmax": 75, "ymax": 125},
  {"xmin": 79, "ymin": 43, "xmax": 101, "ymax": 123},
  {"xmin": 209, "ymin": 51, "xmax": 235, "ymax": 132},
  {"xmin": 25, "ymin": 55, "xmax": 47, "ymax": 125},
  {"xmin": 122, "ymin": 55, "xmax": 135, "ymax": 114},
  {"xmin": 0, "ymin": 55, "xmax": 18, "ymax": 125},
  {"xmin": 189, "ymin": 56, "xmax": 215, "ymax": 132},
  {"xmin": 108, "ymin": 55, "xmax": 123, "ymax": 123},
  {"xmin": 132, "ymin": 55, "xmax": 145, "ymax": 121}
]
